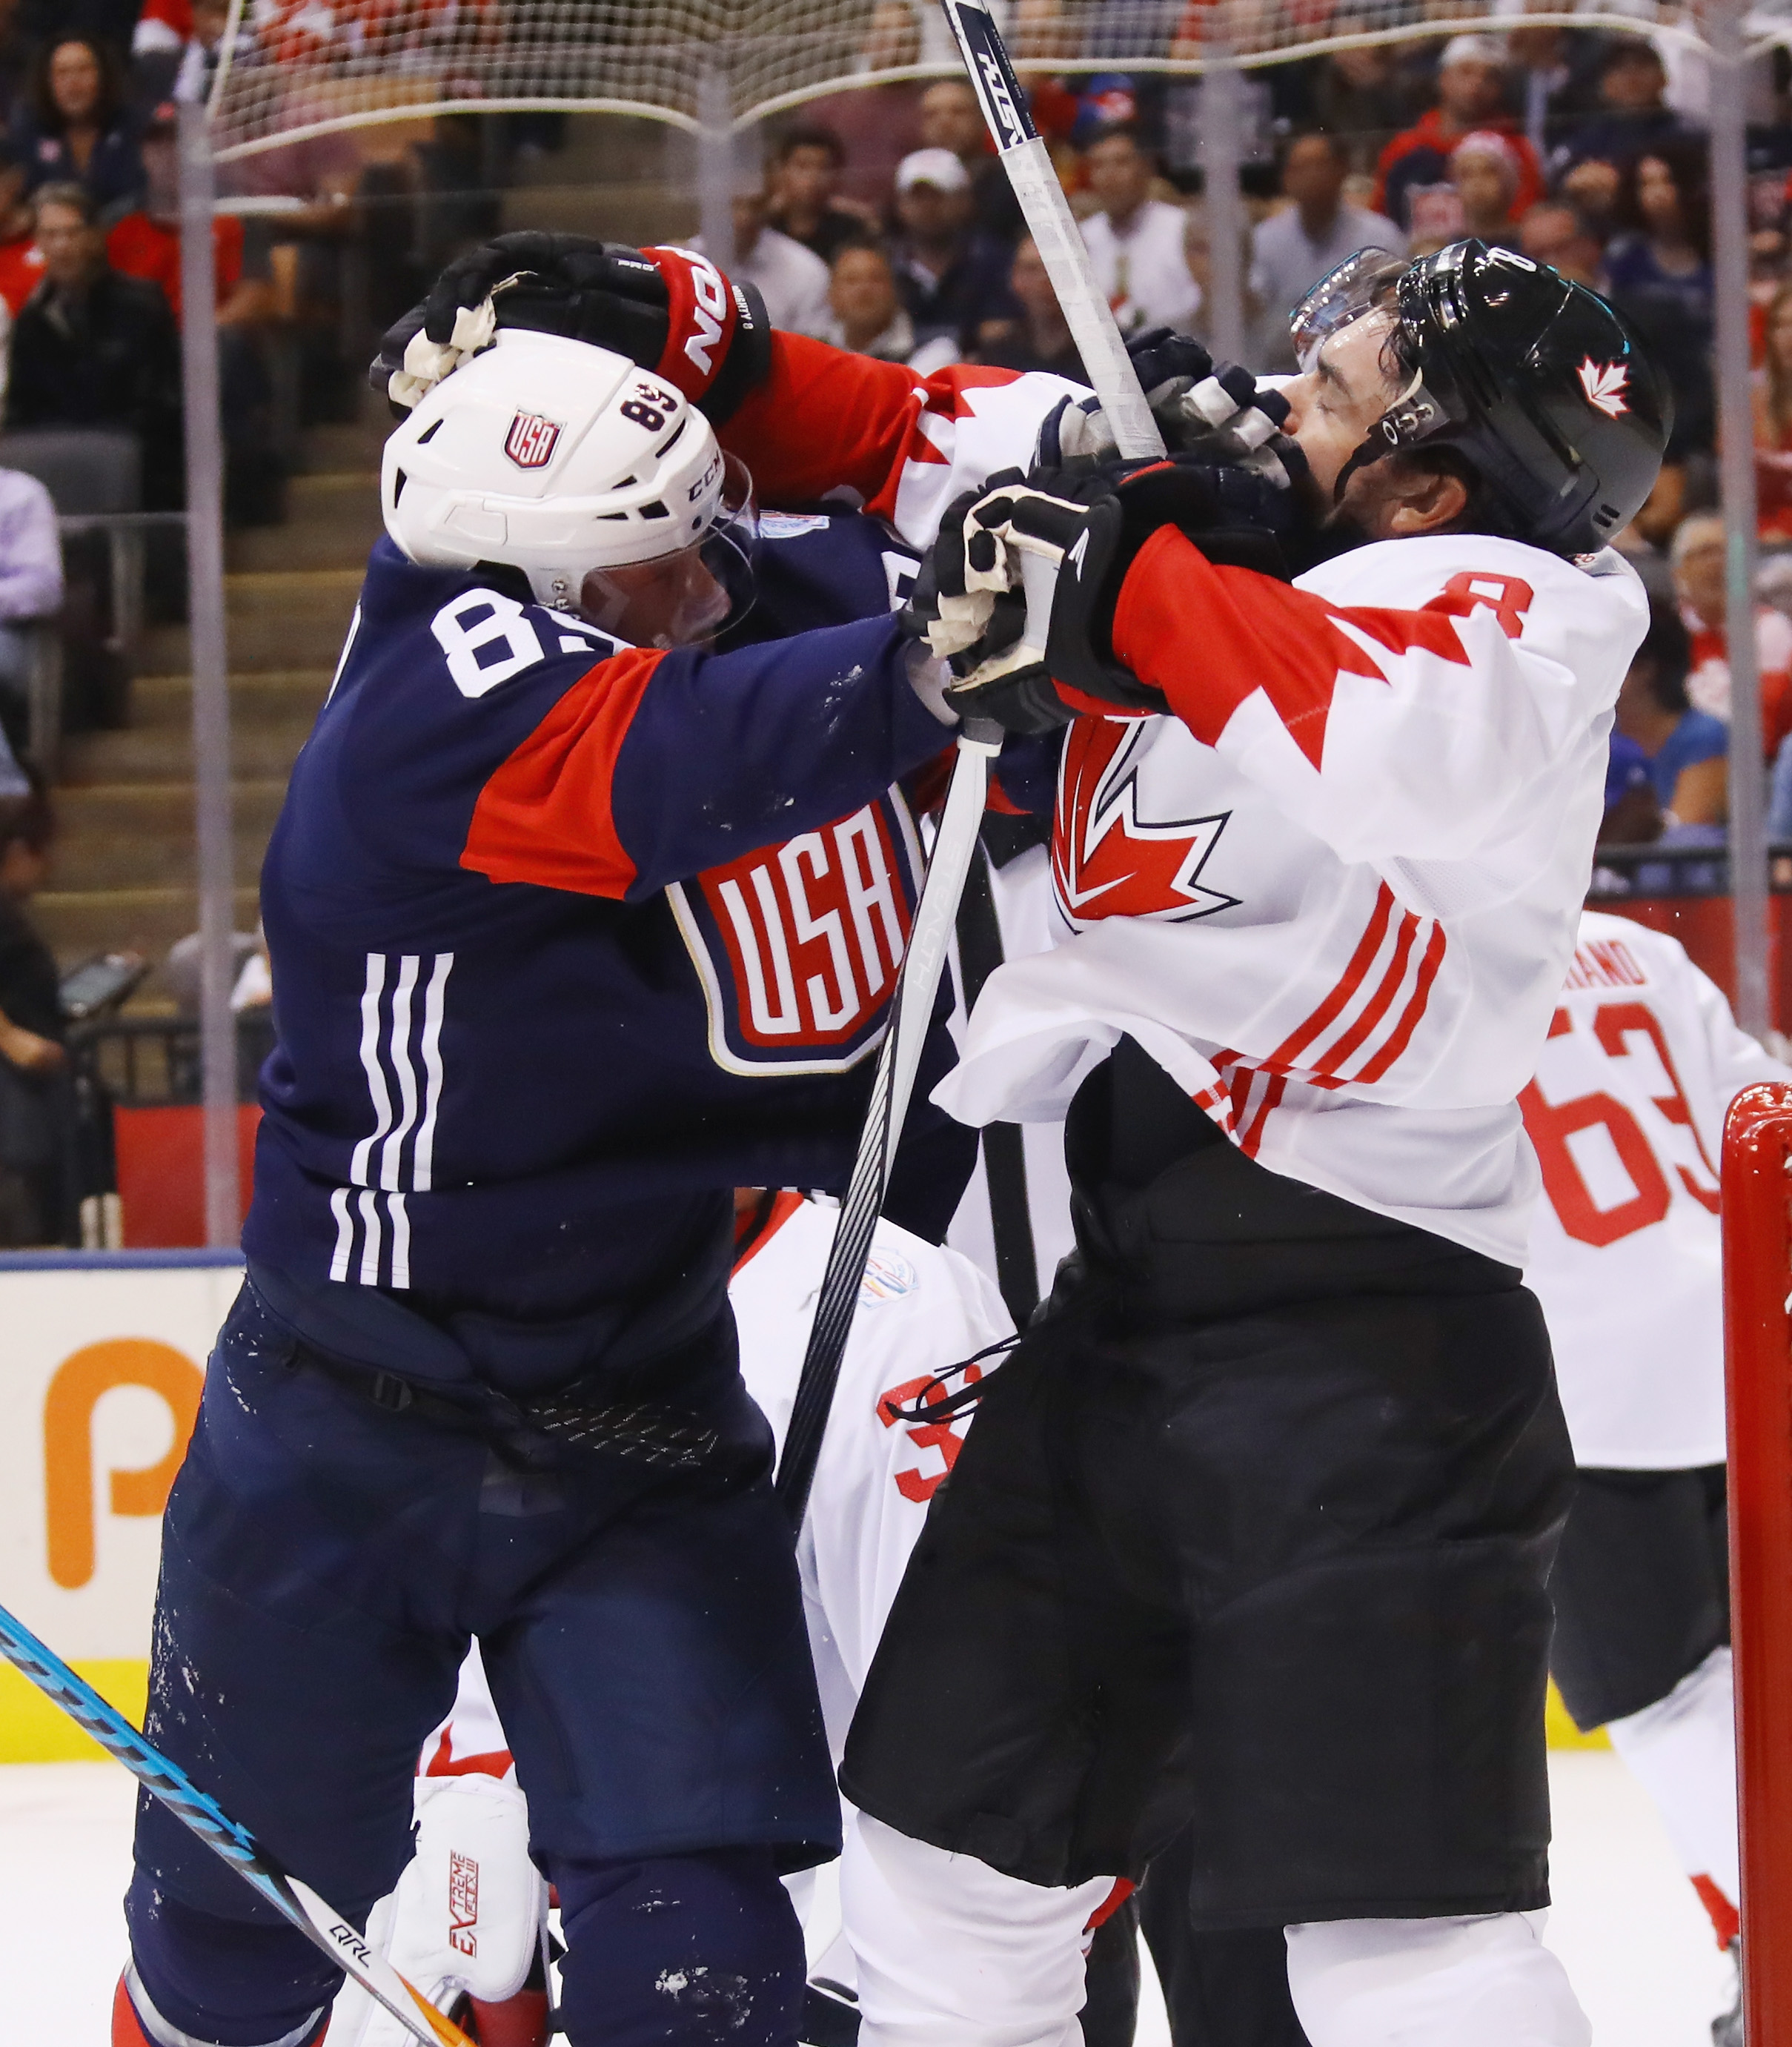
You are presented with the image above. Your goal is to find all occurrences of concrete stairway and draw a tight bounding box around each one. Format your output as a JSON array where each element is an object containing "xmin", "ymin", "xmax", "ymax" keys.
[
  {"xmin": 31, "ymin": 419, "xmax": 387, "ymax": 979},
  {"xmin": 30, "ymin": 114, "xmax": 696, "ymax": 979}
]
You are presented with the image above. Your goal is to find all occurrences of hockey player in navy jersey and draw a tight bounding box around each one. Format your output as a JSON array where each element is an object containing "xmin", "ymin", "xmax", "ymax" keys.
[{"xmin": 115, "ymin": 251, "xmax": 1095, "ymax": 2047}]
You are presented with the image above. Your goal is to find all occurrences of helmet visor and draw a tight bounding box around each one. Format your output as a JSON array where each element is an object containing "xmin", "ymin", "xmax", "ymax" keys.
[
  {"xmin": 580, "ymin": 454, "xmax": 757, "ymax": 648},
  {"xmin": 1290, "ymin": 248, "xmax": 1409, "ymax": 374}
]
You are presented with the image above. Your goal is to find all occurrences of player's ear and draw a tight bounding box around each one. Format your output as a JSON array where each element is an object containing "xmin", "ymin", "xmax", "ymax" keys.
[{"xmin": 1383, "ymin": 458, "xmax": 1471, "ymax": 537}]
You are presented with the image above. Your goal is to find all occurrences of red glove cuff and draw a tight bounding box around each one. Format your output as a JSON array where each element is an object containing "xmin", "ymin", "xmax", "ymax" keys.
[{"xmin": 640, "ymin": 245, "xmax": 743, "ymax": 408}]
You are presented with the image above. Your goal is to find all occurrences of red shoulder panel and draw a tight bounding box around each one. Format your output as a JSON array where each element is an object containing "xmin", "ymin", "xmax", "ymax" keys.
[
  {"xmin": 1112, "ymin": 527, "xmax": 1468, "ymax": 768},
  {"xmin": 460, "ymin": 646, "xmax": 664, "ymax": 898}
]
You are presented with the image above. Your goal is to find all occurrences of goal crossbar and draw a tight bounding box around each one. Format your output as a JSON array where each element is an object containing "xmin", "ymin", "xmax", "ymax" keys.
[{"xmin": 205, "ymin": 0, "xmax": 1791, "ymax": 159}]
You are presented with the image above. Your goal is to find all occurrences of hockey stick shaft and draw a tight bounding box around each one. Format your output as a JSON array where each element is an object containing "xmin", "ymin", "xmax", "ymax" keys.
[
  {"xmin": 0, "ymin": 1605, "xmax": 473, "ymax": 2047},
  {"xmin": 777, "ymin": 6, "xmax": 1166, "ymax": 1522},
  {"xmin": 936, "ymin": 0, "xmax": 1167, "ymax": 462},
  {"xmin": 775, "ymin": 721, "xmax": 1002, "ymax": 1523}
]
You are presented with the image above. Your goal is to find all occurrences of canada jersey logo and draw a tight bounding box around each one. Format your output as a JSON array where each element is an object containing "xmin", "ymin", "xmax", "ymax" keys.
[
  {"xmin": 1054, "ymin": 720, "xmax": 1236, "ymax": 928},
  {"xmin": 504, "ymin": 411, "xmax": 561, "ymax": 468},
  {"xmin": 666, "ymin": 790, "xmax": 923, "ymax": 1077},
  {"xmin": 1576, "ymin": 359, "xmax": 1629, "ymax": 419}
]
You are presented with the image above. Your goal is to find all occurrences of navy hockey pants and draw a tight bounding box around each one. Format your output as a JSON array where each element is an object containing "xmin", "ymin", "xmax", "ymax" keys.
[{"xmin": 125, "ymin": 1278, "xmax": 837, "ymax": 2047}]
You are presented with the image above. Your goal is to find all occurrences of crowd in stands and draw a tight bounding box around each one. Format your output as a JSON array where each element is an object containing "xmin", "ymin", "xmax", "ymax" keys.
[
  {"xmin": 708, "ymin": 14, "xmax": 1792, "ymax": 875},
  {"xmin": 9, "ymin": 0, "xmax": 1792, "ymax": 1241}
]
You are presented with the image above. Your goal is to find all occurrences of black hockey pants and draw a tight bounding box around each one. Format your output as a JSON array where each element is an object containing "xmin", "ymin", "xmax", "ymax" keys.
[{"xmin": 842, "ymin": 1039, "xmax": 1576, "ymax": 1928}]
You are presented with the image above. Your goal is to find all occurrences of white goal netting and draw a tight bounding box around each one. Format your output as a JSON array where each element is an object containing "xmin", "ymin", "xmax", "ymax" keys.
[{"xmin": 206, "ymin": 0, "xmax": 1791, "ymax": 160}]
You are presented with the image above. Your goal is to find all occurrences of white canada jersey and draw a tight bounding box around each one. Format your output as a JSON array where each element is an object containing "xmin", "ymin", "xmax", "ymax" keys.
[
  {"xmin": 1522, "ymin": 910, "xmax": 1789, "ymax": 1468},
  {"xmin": 731, "ymin": 1196, "xmax": 1013, "ymax": 1754},
  {"xmin": 937, "ymin": 530, "xmax": 1651, "ymax": 1265}
]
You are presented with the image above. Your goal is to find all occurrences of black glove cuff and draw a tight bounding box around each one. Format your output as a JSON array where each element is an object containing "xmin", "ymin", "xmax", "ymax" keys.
[{"xmin": 699, "ymin": 282, "xmax": 774, "ymax": 425}]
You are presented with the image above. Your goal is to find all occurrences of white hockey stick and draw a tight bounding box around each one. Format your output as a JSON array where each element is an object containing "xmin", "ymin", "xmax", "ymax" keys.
[
  {"xmin": 936, "ymin": 0, "xmax": 1167, "ymax": 465},
  {"xmin": 776, "ymin": 714, "xmax": 1001, "ymax": 1521},
  {"xmin": 774, "ymin": 2, "xmax": 1168, "ymax": 1522},
  {"xmin": 0, "ymin": 1604, "xmax": 475, "ymax": 2047}
]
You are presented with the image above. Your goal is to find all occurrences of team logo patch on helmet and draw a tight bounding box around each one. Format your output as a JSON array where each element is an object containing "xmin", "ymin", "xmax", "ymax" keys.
[
  {"xmin": 504, "ymin": 411, "xmax": 562, "ymax": 469},
  {"xmin": 1576, "ymin": 359, "xmax": 1630, "ymax": 419}
]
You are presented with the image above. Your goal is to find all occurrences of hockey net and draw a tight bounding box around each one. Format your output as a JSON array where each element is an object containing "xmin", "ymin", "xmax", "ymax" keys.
[
  {"xmin": 1723, "ymin": 1085, "xmax": 1792, "ymax": 2047},
  {"xmin": 205, "ymin": 0, "xmax": 1782, "ymax": 160}
]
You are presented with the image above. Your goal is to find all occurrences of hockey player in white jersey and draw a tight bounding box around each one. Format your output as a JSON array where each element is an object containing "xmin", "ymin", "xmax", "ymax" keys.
[
  {"xmin": 824, "ymin": 242, "xmax": 1670, "ymax": 2047},
  {"xmin": 1523, "ymin": 912, "xmax": 1788, "ymax": 2046},
  {"xmin": 330, "ymin": 1194, "xmax": 1018, "ymax": 2047}
]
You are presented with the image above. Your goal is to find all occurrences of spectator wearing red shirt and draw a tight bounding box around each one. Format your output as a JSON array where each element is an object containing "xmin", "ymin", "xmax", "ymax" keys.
[
  {"xmin": 104, "ymin": 103, "xmax": 252, "ymax": 325},
  {"xmin": 0, "ymin": 142, "xmax": 44, "ymax": 316},
  {"xmin": 1753, "ymin": 280, "xmax": 1792, "ymax": 543},
  {"xmin": 1375, "ymin": 36, "xmax": 1543, "ymax": 236},
  {"xmin": 1670, "ymin": 511, "xmax": 1792, "ymax": 761}
]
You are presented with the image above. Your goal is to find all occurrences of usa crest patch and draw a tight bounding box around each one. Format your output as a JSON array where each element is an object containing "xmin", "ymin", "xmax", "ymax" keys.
[
  {"xmin": 666, "ymin": 791, "xmax": 923, "ymax": 1078},
  {"xmin": 504, "ymin": 411, "xmax": 561, "ymax": 469}
]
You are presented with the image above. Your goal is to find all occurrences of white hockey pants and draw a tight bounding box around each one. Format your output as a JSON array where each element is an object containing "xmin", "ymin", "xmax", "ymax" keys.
[
  {"xmin": 843, "ymin": 1815, "xmax": 1111, "ymax": 2047},
  {"xmin": 1285, "ymin": 1913, "xmax": 1590, "ymax": 2047},
  {"xmin": 844, "ymin": 1816, "xmax": 1590, "ymax": 2047},
  {"xmin": 1604, "ymin": 1642, "xmax": 1740, "ymax": 1911}
]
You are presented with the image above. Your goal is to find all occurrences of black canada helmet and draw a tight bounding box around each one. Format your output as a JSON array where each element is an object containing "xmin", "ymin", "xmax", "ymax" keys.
[{"xmin": 1290, "ymin": 238, "xmax": 1670, "ymax": 557}]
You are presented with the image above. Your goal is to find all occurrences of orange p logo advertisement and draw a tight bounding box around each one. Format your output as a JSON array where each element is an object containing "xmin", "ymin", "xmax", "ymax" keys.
[{"xmin": 43, "ymin": 1340, "xmax": 202, "ymax": 1590}]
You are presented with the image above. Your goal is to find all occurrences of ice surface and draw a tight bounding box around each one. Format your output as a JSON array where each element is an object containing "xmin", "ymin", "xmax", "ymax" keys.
[{"xmin": 0, "ymin": 1754, "xmax": 1736, "ymax": 2046}]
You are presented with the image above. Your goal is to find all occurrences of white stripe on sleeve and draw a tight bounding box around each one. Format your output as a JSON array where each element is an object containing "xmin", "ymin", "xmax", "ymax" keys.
[
  {"xmin": 328, "ymin": 1186, "xmax": 355, "ymax": 1282},
  {"xmin": 356, "ymin": 1188, "xmax": 383, "ymax": 1287},
  {"xmin": 412, "ymin": 954, "xmax": 453, "ymax": 1193},
  {"xmin": 387, "ymin": 1192, "xmax": 411, "ymax": 1290},
  {"xmin": 349, "ymin": 954, "xmax": 394, "ymax": 1188},
  {"xmin": 379, "ymin": 954, "xmax": 422, "ymax": 1191}
]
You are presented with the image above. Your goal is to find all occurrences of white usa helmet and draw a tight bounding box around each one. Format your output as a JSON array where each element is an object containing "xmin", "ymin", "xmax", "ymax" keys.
[{"xmin": 381, "ymin": 327, "xmax": 756, "ymax": 640}]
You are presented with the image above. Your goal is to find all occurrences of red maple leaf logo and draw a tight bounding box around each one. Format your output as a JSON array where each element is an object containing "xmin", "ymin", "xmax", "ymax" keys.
[
  {"xmin": 1052, "ymin": 720, "xmax": 1238, "ymax": 926},
  {"xmin": 866, "ymin": 367, "xmax": 1020, "ymax": 524}
]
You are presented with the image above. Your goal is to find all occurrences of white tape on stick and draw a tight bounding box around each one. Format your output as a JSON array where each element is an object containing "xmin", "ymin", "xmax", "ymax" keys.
[{"xmin": 935, "ymin": 0, "xmax": 1167, "ymax": 464}]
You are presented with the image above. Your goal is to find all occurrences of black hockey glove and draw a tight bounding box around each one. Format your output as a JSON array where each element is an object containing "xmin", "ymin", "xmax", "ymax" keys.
[
  {"xmin": 900, "ymin": 471, "xmax": 1032, "ymax": 687},
  {"xmin": 926, "ymin": 457, "xmax": 1292, "ymax": 731},
  {"xmin": 371, "ymin": 235, "xmax": 774, "ymax": 425}
]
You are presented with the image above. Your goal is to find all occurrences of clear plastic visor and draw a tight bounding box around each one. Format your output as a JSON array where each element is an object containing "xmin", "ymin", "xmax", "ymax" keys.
[
  {"xmin": 579, "ymin": 454, "xmax": 758, "ymax": 650},
  {"xmin": 1290, "ymin": 248, "xmax": 1409, "ymax": 374}
]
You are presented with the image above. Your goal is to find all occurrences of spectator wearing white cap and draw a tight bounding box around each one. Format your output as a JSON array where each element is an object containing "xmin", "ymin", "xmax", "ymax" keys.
[
  {"xmin": 1077, "ymin": 123, "xmax": 1201, "ymax": 339},
  {"xmin": 889, "ymin": 146, "xmax": 1021, "ymax": 355},
  {"xmin": 1374, "ymin": 35, "xmax": 1542, "ymax": 236}
]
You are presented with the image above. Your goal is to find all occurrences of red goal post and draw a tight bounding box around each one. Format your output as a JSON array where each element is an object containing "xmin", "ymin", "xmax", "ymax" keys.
[{"xmin": 1724, "ymin": 1082, "xmax": 1792, "ymax": 2047}]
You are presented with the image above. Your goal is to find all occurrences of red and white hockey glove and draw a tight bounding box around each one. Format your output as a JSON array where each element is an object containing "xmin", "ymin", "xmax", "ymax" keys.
[
  {"xmin": 929, "ymin": 458, "xmax": 1291, "ymax": 731},
  {"xmin": 328, "ymin": 1771, "xmax": 548, "ymax": 2047},
  {"xmin": 373, "ymin": 234, "xmax": 774, "ymax": 425}
]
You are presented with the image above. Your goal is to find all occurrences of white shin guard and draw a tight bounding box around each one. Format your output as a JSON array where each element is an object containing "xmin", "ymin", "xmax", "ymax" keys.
[
  {"xmin": 1604, "ymin": 1643, "xmax": 1740, "ymax": 1909},
  {"xmin": 842, "ymin": 1814, "xmax": 1113, "ymax": 2047},
  {"xmin": 1284, "ymin": 1912, "xmax": 1591, "ymax": 2047}
]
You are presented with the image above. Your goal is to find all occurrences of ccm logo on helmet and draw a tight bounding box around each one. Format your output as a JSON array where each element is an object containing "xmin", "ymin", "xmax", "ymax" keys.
[
  {"xmin": 504, "ymin": 411, "xmax": 562, "ymax": 469},
  {"xmin": 1576, "ymin": 359, "xmax": 1630, "ymax": 419}
]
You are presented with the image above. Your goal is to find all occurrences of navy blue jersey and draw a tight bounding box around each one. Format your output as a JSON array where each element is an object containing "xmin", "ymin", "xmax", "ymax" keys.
[{"xmin": 245, "ymin": 518, "xmax": 958, "ymax": 1319}]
